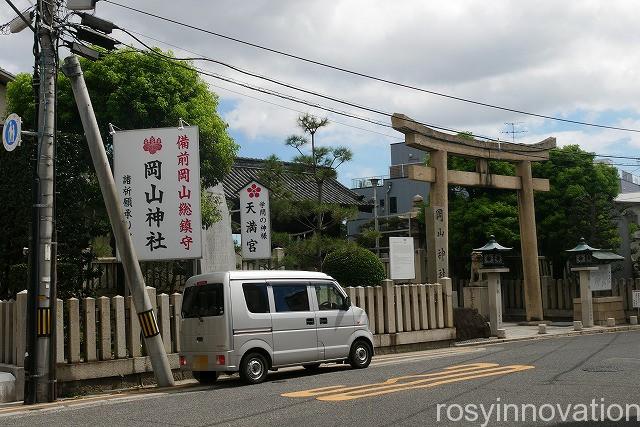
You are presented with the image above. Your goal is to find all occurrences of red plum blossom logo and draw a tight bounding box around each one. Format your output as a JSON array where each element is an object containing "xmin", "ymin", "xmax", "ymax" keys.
[
  {"xmin": 143, "ymin": 136, "xmax": 162, "ymax": 154},
  {"xmin": 247, "ymin": 183, "xmax": 261, "ymax": 198}
]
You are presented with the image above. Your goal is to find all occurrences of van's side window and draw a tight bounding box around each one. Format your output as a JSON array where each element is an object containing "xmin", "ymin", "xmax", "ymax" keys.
[
  {"xmin": 315, "ymin": 283, "xmax": 347, "ymax": 310},
  {"xmin": 272, "ymin": 284, "xmax": 310, "ymax": 312},
  {"xmin": 182, "ymin": 283, "xmax": 224, "ymax": 318},
  {"xmin": 243, "ymin": 283, "xmax": 270, "ymax": 313}
]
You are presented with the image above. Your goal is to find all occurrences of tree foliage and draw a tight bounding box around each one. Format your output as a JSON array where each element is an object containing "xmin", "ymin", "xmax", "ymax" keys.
[
  {"xmin": 323, "ymin": 246, "xmax": 386, "ymax": 287},
  {"xmin": 533, "ymin": 145, "xmax": 620, "ymax": 267},
  {"xmin": 0, "ymin": 49, "xmax": 237, "ymax": 297},
  {"xmin": 258, "ymin": 114, "xmax": 357, "ymax": 270}
]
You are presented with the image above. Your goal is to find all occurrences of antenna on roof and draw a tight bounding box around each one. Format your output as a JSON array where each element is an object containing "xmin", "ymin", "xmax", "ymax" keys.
[{"xmin": 501, "ymin": 122, "xmax": 527, "ymax": 142}]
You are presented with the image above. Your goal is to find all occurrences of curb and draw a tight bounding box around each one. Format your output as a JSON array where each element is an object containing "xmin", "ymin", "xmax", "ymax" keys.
[{"xmin": 454, "ymin": 324, "xmax": 640, "ymax": 348}]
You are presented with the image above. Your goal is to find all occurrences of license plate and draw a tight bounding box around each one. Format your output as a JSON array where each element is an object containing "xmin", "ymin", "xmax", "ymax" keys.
[{"xmin": 193, "ymin": 355, "xmax": 208, "ymax": 369}]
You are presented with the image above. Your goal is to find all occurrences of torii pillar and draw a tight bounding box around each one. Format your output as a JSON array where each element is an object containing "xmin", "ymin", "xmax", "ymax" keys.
[{"xmin": 392, "ymin": 113, "xmax": 556, "ymax": 321}]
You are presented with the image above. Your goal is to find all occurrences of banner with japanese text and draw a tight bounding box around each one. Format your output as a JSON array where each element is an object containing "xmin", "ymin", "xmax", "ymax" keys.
[
  {"xmin": 239, "ymin": 181, "xmax": 271, "ymax": 259},
  {"xmin": 114, "ymin": 126, "xmax": 202, "ymax": 261}
]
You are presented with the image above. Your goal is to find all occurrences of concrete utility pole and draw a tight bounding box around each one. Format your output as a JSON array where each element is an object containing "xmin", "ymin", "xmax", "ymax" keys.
[
  {"xmin": 24, "ymin": 0, "xmax": 58, "ymax": 403},
  {"xmin": 61, "ymin": 55, "xmax": 175, "ymax": 387},
  {"xmin": 370, "ymin": 178, "xmax": 380, "ymax": 256}
]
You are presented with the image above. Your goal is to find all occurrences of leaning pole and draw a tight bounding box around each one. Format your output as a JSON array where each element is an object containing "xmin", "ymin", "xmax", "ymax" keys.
[{"xmin": 62, "ymin": 55, "xmax": 174, "ymax": 387}]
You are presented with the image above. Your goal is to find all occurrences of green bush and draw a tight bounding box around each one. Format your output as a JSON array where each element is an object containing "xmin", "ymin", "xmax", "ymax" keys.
[{"xmin": 323, "ymin": 246, "xmax": 386, "ymax": 287}]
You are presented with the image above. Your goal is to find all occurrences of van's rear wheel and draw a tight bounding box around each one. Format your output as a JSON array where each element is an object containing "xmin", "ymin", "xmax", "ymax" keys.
[
  {"xmin": 349, "ymin": 340, "xmax": 372, "ymax": 369},
  {"xmin": 193, "ymin": 371, "xmax": 217, "ymax": 385},
  {"xmin": 240, "ymin": 352, "xmax": 268, "ymax": 384}
]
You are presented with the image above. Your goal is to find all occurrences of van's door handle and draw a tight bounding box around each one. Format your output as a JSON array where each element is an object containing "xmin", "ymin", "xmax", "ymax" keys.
[
  {"xmin": 319, "ymin": 317, "xmax": 328, "ymax": 324},
  {"xmin": 306, "ymin": 318, "xmax": 315, "ymax": 325}
]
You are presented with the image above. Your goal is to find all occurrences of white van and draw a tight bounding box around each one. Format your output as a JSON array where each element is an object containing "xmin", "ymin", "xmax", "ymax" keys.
[{"xmin": 179, "ymin": 270, "xmax": 374, "ymax": 384}]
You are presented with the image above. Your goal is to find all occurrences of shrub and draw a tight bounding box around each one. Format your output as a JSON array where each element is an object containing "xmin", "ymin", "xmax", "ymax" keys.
[{"xmin": 323, "ymin": 245, "xmax": 386, "ymax": 287}]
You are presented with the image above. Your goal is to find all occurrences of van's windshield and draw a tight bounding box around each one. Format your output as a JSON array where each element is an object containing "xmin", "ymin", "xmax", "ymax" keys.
[{"xmin": 182, "ymin": 283, "xmax": 224, "ymax": 318}]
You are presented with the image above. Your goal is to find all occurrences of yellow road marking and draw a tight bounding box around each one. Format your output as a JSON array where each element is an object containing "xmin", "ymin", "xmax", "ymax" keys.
[{"xmin": 282, "ymin": 362, "xmax": 534, "ymax": 402}]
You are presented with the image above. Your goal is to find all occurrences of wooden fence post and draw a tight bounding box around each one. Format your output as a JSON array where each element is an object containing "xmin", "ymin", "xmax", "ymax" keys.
[
  {"xmin": 15, "ymin": 291, "xmax": 28, "ymax": 366},
  {"xmin": 97, "ymin": 296, "xmax": 111, "ymax": 361},
  {"xmin": 170, "ymin": 293, "xmax": 182, "ymax": 353},
  {"xmin": 83, "ymin": 297, "xmax": 97, "ymax": 362},
  {"xmin": 365, "ymin": 287, "xmax": 376, "ymax": 335},
  {"xmin": 383, "ymin": 279, "xmax": 395, "ymax": 334},
  {"xmin": 113, "ymin": 296, "xmax": 127, "ymax": 359},
  {"xmin": 68, "ymin": 298, "xmax": 80, "ymax": 363},
  {"xmin": 157, "ymin": 293, "xmax": 171, "ymax": 354}
]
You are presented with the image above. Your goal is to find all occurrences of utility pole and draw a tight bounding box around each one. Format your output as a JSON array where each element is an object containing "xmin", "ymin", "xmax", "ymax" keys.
[
  {"xmin": 62, "ymin": 55, "xmax": 175, "ymax": 387},
  {"xmin": 370, "ymin": 178, "xmax": 380, "ymax": 256},
  {"xmin": 24, "ymin": 0, "xmax": 58, "ymax": 404}
]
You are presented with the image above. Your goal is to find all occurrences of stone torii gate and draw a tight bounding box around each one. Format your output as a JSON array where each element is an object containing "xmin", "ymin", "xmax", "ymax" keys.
[{"xmin": 392, "ymin": 113, "xmax": 556, "ymax": 321}]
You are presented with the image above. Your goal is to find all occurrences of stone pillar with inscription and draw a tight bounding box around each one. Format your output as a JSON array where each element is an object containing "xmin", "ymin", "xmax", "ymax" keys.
[{"xmin": 426, "ymin": 150, "xmax": 448, "ymax": 284}]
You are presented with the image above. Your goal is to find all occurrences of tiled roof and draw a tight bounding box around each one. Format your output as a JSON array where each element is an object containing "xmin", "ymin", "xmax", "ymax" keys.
[
  {"xmin": 0, "ymin": 68, "xmax": 15, "ymax": 85},
  {"xmin": 222, "ymin": 157, "xmax": 370, "ymax": 207}
]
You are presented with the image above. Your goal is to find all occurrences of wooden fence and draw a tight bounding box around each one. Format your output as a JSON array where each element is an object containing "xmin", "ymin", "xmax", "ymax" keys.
[
  {"xmin": 1, "ymin": 278, "xmax": 455, "ymax": 377},
  {"xmin": 0, "ymin": 288, "xmax": 182, "ymax": 371},
  {"xmin": 457, "ymin": 277, "xmax": 640, "ymax": 318},
  {"xmin": 343, "ymin": 279, "xmax": 455, "ymax": 339}
]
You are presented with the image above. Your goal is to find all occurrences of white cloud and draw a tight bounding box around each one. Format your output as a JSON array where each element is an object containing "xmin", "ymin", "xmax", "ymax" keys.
[{"xmin": 3, "ymin": 0, "xmax": 640, "ymax": 178}]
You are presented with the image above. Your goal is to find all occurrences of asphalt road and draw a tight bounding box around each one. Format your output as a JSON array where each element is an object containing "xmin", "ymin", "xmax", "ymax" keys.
[{"xmin": 2, "ymin": 331, "xmax": 640, "ymax": 427}]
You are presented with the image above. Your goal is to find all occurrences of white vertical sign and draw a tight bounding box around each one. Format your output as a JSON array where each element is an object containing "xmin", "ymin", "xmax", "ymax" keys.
[
  {"xmin": 590, "ymin": 264, "xmax": 612, "ymax": 291},
  {"xmin": 389, "ymin": 237, "xmax": 415, "ymax": 280},
  {"xmin": 114, "ymin": 126, "xmax": 202, "ymax": 261},
  {"xmin": 633, "ymin": 290, "xmax": 640, "ymax": 308},
  {"xmin": 433, "ymin": 206, "xmax": 448, "ymax": 279},
  {"xmin": 239, "ymin": 181, "xmax": 271, "ymax": 259}
]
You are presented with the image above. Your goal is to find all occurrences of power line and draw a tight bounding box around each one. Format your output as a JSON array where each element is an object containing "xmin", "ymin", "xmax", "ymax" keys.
[
  {"xmin": 63, "ymin": 28, "xmax": 640, "ymax": 167},
  {"xmin": 103, "ymin": 0, "xmax": 640, "ymax": 134},
  {"xmin": 111, "ymin": 25, "xmax": 640, "ymax": 164}
]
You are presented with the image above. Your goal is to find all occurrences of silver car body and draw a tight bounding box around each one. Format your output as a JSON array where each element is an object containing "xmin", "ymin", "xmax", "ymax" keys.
[{"xmin": 180, "ymin": 270, "xmax": 373, "ymax": 373}]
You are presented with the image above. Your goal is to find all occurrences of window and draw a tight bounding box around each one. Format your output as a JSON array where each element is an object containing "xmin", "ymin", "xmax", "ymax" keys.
[
  {"xmin": 389, "ymin": 196, "xmax": 398, "ymax": 214},
  {"xmin": 243, "ymin": 283, "xmax": 270, "ymax": 313},
  {"xmin": 272, "ymin": 284, "xmax": 310, "ymax": 312},
  {"xmin": 315, "ymin": 283, "xmax": 347, "ymax": 311},
  {"xmin": 182, "ymin": 283, "xmax": 224, "ymax": 318}
]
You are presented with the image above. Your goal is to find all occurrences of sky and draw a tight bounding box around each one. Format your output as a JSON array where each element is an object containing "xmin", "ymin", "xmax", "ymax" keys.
[{"xmin": 3, "ymin": 0, "xmax": 640, "ymax": 186}]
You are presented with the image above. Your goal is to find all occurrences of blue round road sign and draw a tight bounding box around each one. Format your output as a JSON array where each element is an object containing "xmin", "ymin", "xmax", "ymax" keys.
[{"xmin": 3, "ymin": 113, "xmax": 21, "ymax": 152}]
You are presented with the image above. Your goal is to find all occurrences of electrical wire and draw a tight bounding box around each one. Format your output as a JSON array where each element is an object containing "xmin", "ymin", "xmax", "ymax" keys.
[
  {"xmin": 61, "ymin": 29, "xmax": 640, "ymax": 169},
  {"xmin": 113, "ymin": 26, "xmax": 640, "ymax": 164},
  {"xmin": 103, "ymin": 0, "xmax": 640, "ymax": 134}
]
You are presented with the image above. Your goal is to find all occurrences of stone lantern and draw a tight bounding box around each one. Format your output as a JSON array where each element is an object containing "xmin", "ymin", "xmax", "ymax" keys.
[
  {"xmin": 566, "ymin": 238, "xmax": 624, "ymax": 328},
  {"xmin": 474, "ymin": 235, "xmax": 512, "ymax": 337},
  {"xmin": 474, "ymin": 235, "xmax": 512, "ymax": 269}
]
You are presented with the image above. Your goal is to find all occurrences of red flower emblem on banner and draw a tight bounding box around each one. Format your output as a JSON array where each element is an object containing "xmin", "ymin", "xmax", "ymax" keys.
[
  {"xmin": 143, "ymin": 136, "xmax": 162, "ymax": 154},
  {"xmin": 247, "ymin": 183, "xmax": 261, "ymax": 198}
]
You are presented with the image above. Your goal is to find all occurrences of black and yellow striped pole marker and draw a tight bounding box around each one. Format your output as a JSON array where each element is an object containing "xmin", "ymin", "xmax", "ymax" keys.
[{"xmin": 138, "ymin": 309, "xmax": 160, "ymax": 338}]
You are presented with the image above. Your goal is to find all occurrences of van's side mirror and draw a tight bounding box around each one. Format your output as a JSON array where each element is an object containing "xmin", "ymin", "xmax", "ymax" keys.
[{"xmin": 342, "ymin": 296, "xmax": 351, "ymax": 310}]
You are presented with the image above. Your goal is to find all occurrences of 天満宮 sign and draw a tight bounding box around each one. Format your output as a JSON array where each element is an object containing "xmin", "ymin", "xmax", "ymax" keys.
[
  {"xmin": 114, "ymin": 126, "xmax": 202, "ymax": 261},
  {"xmin": 239, "ymin": 181, "xmax": 271, "ymax": 259}
]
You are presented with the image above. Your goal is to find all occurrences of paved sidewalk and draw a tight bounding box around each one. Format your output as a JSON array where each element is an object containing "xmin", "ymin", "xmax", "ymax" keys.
[{"xmin": 455, "ymin": 321, "xmax": 640, "ymax": 346}]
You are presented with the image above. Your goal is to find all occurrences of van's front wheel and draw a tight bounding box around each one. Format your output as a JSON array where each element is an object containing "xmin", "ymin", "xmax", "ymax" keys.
[
  {"xmin": 240, "ymin": 352, "xmax": 268, "ymax": 384},
  {"xmin": 193, "ymin": 371, "xmax": 217, "ymax": 385},
  {"xmin": 349, "ymin": 340, "xmax": 372, "ymax": 369}
]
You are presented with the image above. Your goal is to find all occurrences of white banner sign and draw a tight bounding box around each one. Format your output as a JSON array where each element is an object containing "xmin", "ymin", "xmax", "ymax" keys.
[
  {"xmin": 389, "ymin": 237, "xmax": 415, "ymax": 280},
  {"xmin": 590, "ymin": 264, "xmax": 612, "ymax": 291},
  {"xmin": 632, "ymin": 290, "xmax": 640, "ymax": 309},
  {"xmin": 240, "ymin": 181, "xmax": 271, "ymax": 259},
  {"xmin": 114, "ymin": 126, "xmax": 202, "ymax": 261}
]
